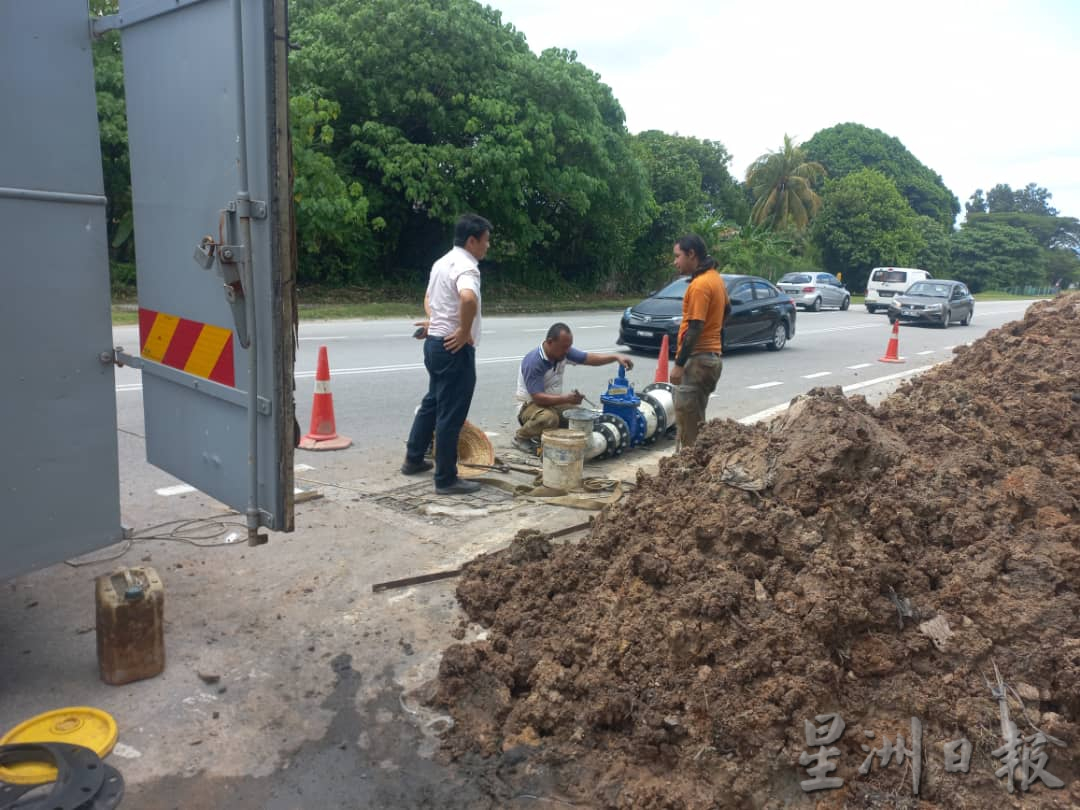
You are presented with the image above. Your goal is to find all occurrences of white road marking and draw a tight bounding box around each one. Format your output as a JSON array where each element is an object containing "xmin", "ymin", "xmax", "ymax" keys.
[
  {"xmin": 747, "ymin": 381, "xmax": 783, "ymax": 390},
  {"xmin": 577, "ymin": 325, "xmax": 605, "ymax": 329},
  {"xmin": 847, "ymin": 363, "xmax": 872, "ymax": 369},
  {"xmin": 156, "ymin": 484, "xmax": 196, "ymax": 497},
  {"xmin": 115, "ymin": 350, "xmax": 628, "ymax": 393},
  {"xmin": 294, "ymin": 463, "xmax": 315, "ymax": 472},
  {"xmin": 383, "ymin": 333, "xmax": 418, "ymax": 338},
  {"xmin": 944, "ymin": 345, "xmax": 956, "ymax": 351},
  {"xmin": 484, "ymin": 432, "xmax": 499, "ymax": 438},
  {"xmin": 917, "ymin": 350, "xmax": 935, "ymax": 355},
  {"xmin": 738, "ymin": 365, "xmax": 936, "ymax": 424},
  {"xmin": 802, "ymin": 371, "xmax": 831, "ymax": 379},
  {"xmin": 523, "ymin": 328, "xmax": 547, "ymax": 333},
  {"xmin": 298, "ymin": 336, "xmax": 346, "ymax": 341}
]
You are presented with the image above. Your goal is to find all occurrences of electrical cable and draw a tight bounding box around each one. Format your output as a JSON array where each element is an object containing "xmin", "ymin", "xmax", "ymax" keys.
[{"xmin": 64, "ymin": 515, "xmax": 249, "ymax": 567}]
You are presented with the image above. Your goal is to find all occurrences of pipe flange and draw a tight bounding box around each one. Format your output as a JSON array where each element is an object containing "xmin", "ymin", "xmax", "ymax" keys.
[
  {"xmin": 641, "ymin": 382, "xmax": 674, "ymax": 395},
  {"xmin": 0, "ymin": 743, "xmax": 122, "ymax": 810},
  {"xmin": 640, "ymin": 392, "xmax": 666, "ymax": 440},
  {"xmin": 596, "ymin": 413, "xmax": 630, "ymax": 457}
]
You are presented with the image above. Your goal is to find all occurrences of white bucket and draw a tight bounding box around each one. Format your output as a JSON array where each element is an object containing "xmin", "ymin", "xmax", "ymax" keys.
[{"xmin": 541, "ymin": 428, "xmax": 586, "ymax": 491}]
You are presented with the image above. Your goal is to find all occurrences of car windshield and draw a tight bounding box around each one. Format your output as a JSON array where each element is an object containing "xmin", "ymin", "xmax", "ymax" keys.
[
  {"xmin": 654, "ymin": 277, "xmax": 691, "ymax": 299},
  {"xmin": 872, "ymin": 270, "xmax": 908, "ymax": 283},
  {"xmin": 907, "ymin": 282, "xmax": 949, "ymax": 298},
  {"xmin": 779, "ymin": 273, "xmax": 812, "ymax": 284}
]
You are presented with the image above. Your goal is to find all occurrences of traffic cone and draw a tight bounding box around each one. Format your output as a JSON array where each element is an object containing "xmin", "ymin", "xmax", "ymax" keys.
[
  {"xmin": 299, "ymin": 346, "xmax": 352, "ymax": 450},
  {"xmin": 655, "ymin": 334, "xmax": 670, "ymax": 383},
  {"xmin": 878, "ymin": 320, "xmax": 905, "ymax": 364}
]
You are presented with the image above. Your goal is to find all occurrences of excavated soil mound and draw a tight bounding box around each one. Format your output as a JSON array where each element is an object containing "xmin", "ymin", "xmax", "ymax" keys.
[{"xmin": 434, "ymin": 296, "xmax": 1080, "ymax": 809}]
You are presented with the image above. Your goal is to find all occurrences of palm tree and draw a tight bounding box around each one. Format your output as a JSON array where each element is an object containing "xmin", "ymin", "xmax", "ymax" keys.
[{"xmin": 745, "ymin": 135, "xmax": 826, "ymax": 230}]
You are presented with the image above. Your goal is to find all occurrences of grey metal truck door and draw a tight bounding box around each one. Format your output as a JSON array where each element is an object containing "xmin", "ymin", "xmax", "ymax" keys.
[
  {"xmin": 109, "ymin": 0, "xmax": 296, "ymax": 536},
  {"xmin": 0, "ymin": 1, "xmax": 123, "ymax": 579}
]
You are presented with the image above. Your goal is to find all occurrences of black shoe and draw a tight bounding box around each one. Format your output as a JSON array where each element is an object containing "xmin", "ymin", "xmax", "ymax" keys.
[
  {"xmin": 400, "ymin": 459, "xmax": 434, "ymax": 475},
  {"xmin": 512, "ymin": 437, "xmax": 540, "ymax": 454},
  {"xmin": 435, "ymin": 479, "xmax": 482, "ymax": 495}
]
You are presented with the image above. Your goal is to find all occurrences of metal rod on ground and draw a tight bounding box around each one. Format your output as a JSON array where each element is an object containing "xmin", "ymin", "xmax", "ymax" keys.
[{"xmin": 370, "ymin": 518, "xmax": 595, "ymax": 593}]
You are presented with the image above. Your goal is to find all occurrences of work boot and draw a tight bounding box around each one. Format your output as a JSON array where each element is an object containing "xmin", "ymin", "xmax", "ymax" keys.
[
  {"xmin": 434, "ymin": 479, "xmax": 482, "ymax": 496},
  {"xmin": 400, "ymin": 459, "xmax": 434, "ymax": 475}
]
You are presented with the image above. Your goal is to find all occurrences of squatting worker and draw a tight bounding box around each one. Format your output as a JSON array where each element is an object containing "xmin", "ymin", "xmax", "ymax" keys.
[
  {"xmin": 401, "ymin": 213, "xmax": 491, "ymax": 495},
  {"xmin": 513, "ymin": 323, "xmax": 634, "ymax": 453},
  {"xmin": 670, "ymin": 233, "xmax": 728, "ymax": 449}
]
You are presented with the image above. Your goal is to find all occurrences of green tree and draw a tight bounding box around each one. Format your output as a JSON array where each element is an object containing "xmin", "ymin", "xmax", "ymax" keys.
[
  {"xmin": 90, "ymin": 0, "xmax": 134, "ymax": 286},
  {"xmin": 629, "ymin": 130, "xmax": 744, "ymax": 283},
  {"xmin": 290, "ymin": 94, "xmax": 373, "ymax": 283},
  {"xmin": 985, "ymin": 182, "xmax": 1059, "ymax": 216},
  {"xmin": 745, "ymin": 135, "xmax": 825, "ymax": 231},
  {"xmin": 811, "ymin": 168, "xmax": 924, "ymax": 292},
  {"xmin": 913, "ymin": 215, "xmax": 952, "ymax": 275},
  {"xmin": 803, "ymin": 122, "xmax": 959, "ymax": 229},
  {"xmin": 965, "ymin": 189, "xmax": 987, "ymax": 217},
  {"xmin": 288, "ymin": 0, "xmax": 653, "ymax": 289},
  {"xmin": 950, "ymin": 219, "xmax": 1045, "ymax": 292}
]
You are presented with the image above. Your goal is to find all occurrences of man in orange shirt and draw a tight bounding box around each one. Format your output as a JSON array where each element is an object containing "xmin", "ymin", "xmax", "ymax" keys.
[{"xmin": 670, "ymin": 234, "xmax": 728, "ymax": 449}]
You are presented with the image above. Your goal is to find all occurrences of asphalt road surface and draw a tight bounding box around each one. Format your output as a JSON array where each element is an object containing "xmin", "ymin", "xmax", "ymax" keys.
[{"xmin": 110, "ymin": 300, "xmax": 1037, "ymax": 524}]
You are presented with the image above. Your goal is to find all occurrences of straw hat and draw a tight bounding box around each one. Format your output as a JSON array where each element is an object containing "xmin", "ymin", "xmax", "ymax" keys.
[{"xmin": 437, "ymin": 420, "xmax": 494, "ymax": 478}]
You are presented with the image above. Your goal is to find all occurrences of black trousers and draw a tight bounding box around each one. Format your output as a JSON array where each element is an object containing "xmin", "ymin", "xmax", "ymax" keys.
[{"xmin": 405, "ymin": 338, "xmax": 477, "ymax": 487}]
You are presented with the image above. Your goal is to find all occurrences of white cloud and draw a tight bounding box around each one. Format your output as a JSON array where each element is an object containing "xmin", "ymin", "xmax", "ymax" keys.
[{"xmin": 492, "ymin": 0, "xmax": 1080, "ymax": 218}]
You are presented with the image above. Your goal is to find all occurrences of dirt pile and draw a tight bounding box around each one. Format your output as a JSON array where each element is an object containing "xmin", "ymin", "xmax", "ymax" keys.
[{"xmin": 434, "ymin": 296, "xmax": 1080, "ymax": 809}]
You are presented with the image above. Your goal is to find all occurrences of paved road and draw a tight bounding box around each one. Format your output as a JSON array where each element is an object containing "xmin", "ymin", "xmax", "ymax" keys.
[{"xmin": 110, "ymin": 300, "xmax": 1037, "ymax": 523}]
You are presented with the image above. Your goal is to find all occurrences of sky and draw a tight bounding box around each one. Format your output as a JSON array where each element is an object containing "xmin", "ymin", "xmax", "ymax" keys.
[{"xmin": 490, "ymin": 0, "xmax": 1080, "ymax": 222}]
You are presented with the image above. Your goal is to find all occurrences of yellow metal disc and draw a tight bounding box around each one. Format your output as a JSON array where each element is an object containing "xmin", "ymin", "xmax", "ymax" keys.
[{"xmin": 0, "ymin": 707, "xmax": 118, "ymax": 785}]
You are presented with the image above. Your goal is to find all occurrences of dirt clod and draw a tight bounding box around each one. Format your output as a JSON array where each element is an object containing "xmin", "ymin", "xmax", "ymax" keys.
[{"xmin": 435, "ymin": 296, "xmax": 1080, "ymax": 808}]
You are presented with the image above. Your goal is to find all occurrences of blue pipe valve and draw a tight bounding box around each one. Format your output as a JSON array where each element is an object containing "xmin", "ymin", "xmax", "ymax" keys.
[{"xmin": 600, "ymin": 364, "xmax": 648, "ymax": 446}]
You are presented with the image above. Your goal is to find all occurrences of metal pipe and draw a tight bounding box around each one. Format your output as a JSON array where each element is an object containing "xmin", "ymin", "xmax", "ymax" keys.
[
  {"xmin": 232, "ymin": 0, "xmax": 260, "ymax": 545},
  {"xmin": 0, "ymin": 187, "xmax": 106, "ymax": 206}
]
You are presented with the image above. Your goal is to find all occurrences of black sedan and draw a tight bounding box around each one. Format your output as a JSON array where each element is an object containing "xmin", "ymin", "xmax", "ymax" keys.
[{"xmin": 618, "ymin": 274, "xmax": 797, "ymax": 354}]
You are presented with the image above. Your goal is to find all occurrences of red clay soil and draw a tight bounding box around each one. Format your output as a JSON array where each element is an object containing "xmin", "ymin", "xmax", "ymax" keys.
[{"xmin": 433, "ymin": 295, "xmax": 1080, "ymax": 809}]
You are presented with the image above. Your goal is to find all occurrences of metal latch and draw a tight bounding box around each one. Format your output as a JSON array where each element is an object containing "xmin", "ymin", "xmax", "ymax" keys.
[{"xmin": 191, "ymin": 201, "xmax": 263, "ymax": 349}]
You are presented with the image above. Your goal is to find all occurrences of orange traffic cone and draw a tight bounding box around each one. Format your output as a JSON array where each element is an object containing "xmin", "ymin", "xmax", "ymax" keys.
[
  {"xmin": 655, "ymin": 334, "xmax": 670, "ymax": 383},
  {"xmin": 299, "ymin": 346, "xmax": 352, "ymax": 450},
  {"xmin": 878, "ymin": 320, "xmax": 905, "ymax": 364}
]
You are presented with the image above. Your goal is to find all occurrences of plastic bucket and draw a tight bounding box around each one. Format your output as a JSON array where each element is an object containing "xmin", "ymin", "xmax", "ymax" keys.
[
  {"xmin": 563, "ymin": 408, "xmax": 600, "ymax": 434},
  {"xmin": 541, "ymin": 428, "xmax": 586, "ymax": 491}
]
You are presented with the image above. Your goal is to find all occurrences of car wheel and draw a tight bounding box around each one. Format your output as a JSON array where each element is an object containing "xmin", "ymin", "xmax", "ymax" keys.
[
  {"xmin": 840, "ymin": 296, "xmax": 850, "ymax": 311},
  {"xmin": 960, "ymin": 308, "xmax": 972, "ymax": 326},
  {"xmin": 940, "ymin": 310, "xmax": 950, "ymax": 329},
  {"xmin": 766, "ymin": 321, "xmax": 787, "ymax": 351},
  {"xmin": 866, "ymin": 305, "xmax": 876, "ymax": 314},
  {"xmin": 888, "ymin": 314, "xmax": 897, "ymax": 325},
  {"xmin": 810, "ymin": 297, "xmax": 822, "ymax": 312}
]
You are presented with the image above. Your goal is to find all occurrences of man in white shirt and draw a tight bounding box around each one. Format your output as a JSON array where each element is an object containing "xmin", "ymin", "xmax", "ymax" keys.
[{"xmin": 401, "ymin": 213, "xmax": 491, "ymax": 494}]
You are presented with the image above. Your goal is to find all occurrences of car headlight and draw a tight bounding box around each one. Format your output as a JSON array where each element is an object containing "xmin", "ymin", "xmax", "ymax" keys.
[
  {"xmin": 933, "ymin": 303, "xmax": 946, "ymax": 309},
  {"xmin": 623, "ymin": 306, "xmax": 632, "ymax": 320},
  {"xmin": 672, "ymin": 315, "xmax": 682, "ymax": 323}
]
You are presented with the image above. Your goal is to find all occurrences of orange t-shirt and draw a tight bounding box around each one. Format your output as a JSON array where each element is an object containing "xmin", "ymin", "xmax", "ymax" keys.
[{"xmin": 677, "ymin": 269, "xmax": 727, "ymax": 355}]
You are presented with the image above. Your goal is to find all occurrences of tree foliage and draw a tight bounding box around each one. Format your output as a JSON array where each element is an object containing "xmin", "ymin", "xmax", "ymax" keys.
[
  {"xmin": 629, "ymin": 131, "xmax": 744, "ymax": 284},
  {"xmin": 958, "ymin": 184, "xmax": 1079, "ymax": 290},
  {"xmin": 288, "ymin": 0, "xmax": 656, "ymax": 290},
  {"xmin": 950, "ymin": 219, "xmax": 1045, "ymax": 292},
  {"xmin": 90, "ymin": 0, "xmax": 134, "ymax": 286},
  {"xmin": 984, "ymin": 182, "xmax": 1058, "ymax": 216},
  {"xmin": 803, "ymin": 123, "xmax": 959, "ymax": 229},
  {"xmin": 811, "ymin": 169, "xmax": 923, "ymax": 292},
  {"xmin": 745, "ymin": 135, "xmax": 825, "ymax": 231}
]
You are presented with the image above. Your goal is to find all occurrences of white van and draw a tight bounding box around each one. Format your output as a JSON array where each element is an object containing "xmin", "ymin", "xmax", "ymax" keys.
[{"xmin": 865, "ymin": 267, "xmax": 932, "ymax": 313}]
